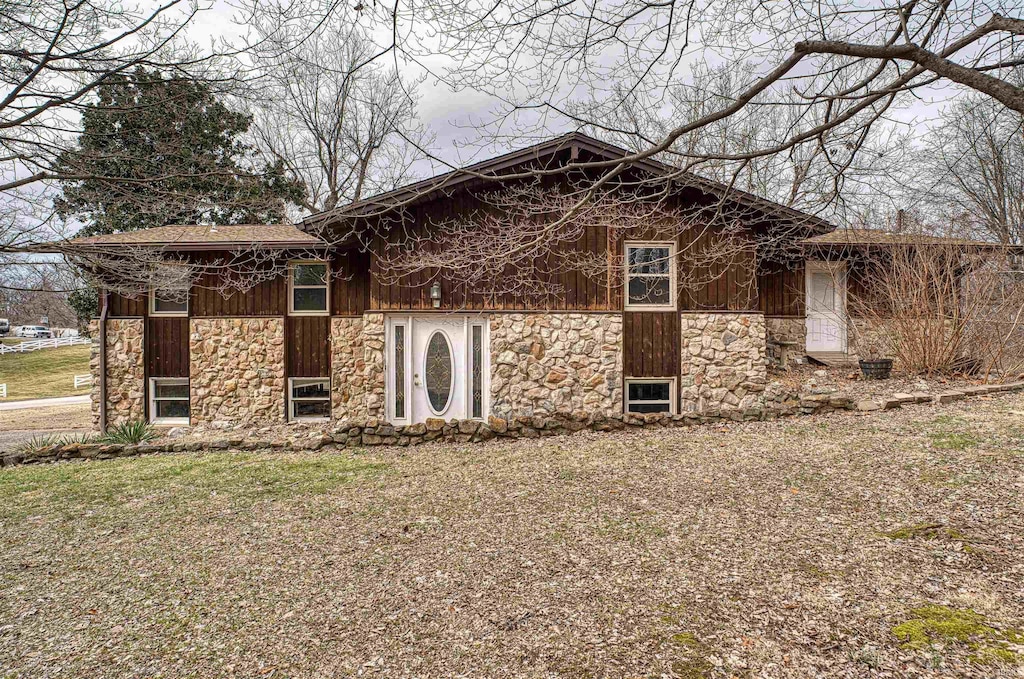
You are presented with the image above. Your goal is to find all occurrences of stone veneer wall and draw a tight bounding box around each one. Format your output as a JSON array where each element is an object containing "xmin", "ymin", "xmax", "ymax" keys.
[
  {"xmin": 765, "ymin": 316, "xmax": 806, "ymax": 367},
  {"xmin": 189, "ymin": 318, "xmax": 286, "ymax": 425},
  {"xmin": 90, "ymin": 318, "xmax": 145, "ymax": 429},
  {"xmin": 331, "ymin": 317, "xmax": 364, "ymax": 420},
  {"xmin": 331, "ymin": 314, "xmax": 386, "ymax": 421},
  {"xmin": 680, "ymin": 313, "xmax": 767, "ymax": 412},
  {"xmin": 490, "ymin": 313, "xmax": 622, "ymax": 418}
]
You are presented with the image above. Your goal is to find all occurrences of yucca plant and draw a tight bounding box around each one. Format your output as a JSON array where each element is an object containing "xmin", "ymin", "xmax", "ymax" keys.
[{"xmin": 98, "ymin": 420, "xmax": 158, "ymax": 445}]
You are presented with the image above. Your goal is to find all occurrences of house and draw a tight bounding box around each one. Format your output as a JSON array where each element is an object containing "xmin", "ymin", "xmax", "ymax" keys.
[{"xmin": 55, "ymin": 132, "xmax": 872, "ymax": 431}]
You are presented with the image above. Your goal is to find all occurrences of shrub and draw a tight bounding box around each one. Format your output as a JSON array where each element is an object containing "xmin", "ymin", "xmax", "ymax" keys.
[{"xmin": 98, "ymin": 421, "xmax": 158, "ymax": 445}]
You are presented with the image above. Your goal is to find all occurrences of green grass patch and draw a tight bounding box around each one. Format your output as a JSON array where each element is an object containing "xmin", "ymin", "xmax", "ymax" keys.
[
  {"xmin": 0, "ymin": 344, "xmax": 91, "ymax": 400},
  {"xmin": 891, "ymin": 605, "xmax": 1022, "ymax": 665},
  {"xmin": 0, "ymin": 451, "xmax": 387, "ymax": 522},
  {"xmin": 926, "ymin": 416, "xmax": 979, "ymax": 451}
]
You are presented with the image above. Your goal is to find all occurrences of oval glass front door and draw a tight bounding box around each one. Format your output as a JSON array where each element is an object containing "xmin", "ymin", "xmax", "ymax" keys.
[{"xmin": 424, "ymin": 331, "xmax": 453, "ymax": 413}]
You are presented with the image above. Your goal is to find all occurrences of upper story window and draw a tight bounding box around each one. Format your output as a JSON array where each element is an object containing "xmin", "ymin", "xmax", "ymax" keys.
[
  {"xmin": 289, "ymin": 261, "xmax": 329, "ymax": 315},
  {"xmin": 625, "ymin": 242, "xmax": 676, "ymax": 310},
  {"xmin": 149, "ymin": 289, "xmax": 188, "ymax": 316}
]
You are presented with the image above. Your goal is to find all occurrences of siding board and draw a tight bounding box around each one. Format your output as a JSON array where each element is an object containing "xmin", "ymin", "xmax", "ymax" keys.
[
  {"xmin": 623, "ymin": 311, "xmax": 680, "ymax": 378},
  {"xmin": 146, "ymin": 317, "xmax": 189, "ymax": 377}
]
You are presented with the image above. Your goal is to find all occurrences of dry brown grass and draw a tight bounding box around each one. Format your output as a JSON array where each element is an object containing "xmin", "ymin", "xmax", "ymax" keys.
[
  {"xmin": 1, "ymin": 395, "xmax": 1023, "ymax": 677},
  {"xmin": 0, "ymin": 402, "xmax": 91, "ymax": 431}
]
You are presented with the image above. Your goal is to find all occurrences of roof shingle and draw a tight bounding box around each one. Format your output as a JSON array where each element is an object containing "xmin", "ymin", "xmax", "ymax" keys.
[{"xmin": 61, "ymin": 224, "xmax": 324, "ymax": 248}]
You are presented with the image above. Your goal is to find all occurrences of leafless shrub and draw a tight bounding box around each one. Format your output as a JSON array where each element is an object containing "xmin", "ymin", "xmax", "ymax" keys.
[{"xmin": 844, "ymin": 231, "xmax": 1024, "ymax": 378}]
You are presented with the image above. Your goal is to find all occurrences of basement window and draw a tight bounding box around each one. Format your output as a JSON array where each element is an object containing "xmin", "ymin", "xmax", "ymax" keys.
[
  {"xmin": 149, "ymin": 378, "xmax": 190, "ymax": 425},
  {"xmin": 289, "ymin": 261, "xmax": 329, "ymax": 315},
  {"xmin": 290, "ymin": 377, "xmax": 331, "ymax": 420},
  {"xmin": 625, "ymin": 378, "xmax": 676, "ymax": 414},
  {"xmin": 625, "ymin": 242, "xmax": 676, "ymax": 310}
]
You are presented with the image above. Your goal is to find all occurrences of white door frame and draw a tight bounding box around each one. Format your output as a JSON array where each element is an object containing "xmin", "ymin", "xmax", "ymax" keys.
[
  {"xmin": 805, "ymin": 260, "xmax": 848, "ymax": 353},
  {"xmin": 384, "ymin": 314, "xmax": 490, "ymax": 424}
]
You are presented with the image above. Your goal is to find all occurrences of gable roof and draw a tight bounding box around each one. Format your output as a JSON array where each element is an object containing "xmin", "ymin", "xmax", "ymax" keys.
[
  {"xmin": 302, "ymin": 131, "xmax": 834, "ymax": 233},
  {"xmin": 49, "ymin": 224, "xmax": 325, "ymax": 250}
]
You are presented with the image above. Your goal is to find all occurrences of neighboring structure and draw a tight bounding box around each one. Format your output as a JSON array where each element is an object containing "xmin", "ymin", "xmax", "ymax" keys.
[{"xmin": 56, "ymin": 133, "xmax": 873, "ymax": 431}]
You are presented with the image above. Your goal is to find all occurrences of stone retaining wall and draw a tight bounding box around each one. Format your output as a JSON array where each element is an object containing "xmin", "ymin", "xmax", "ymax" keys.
[
  {"xmin": 489, "ymin": 313, "xmax": 622, "ymax": 418},
  {"xmin": 189, "ymin": 318, "xmax": 286, "ymax": 425},
  {"xmin": 92, "ymin": 318, "xmax": 145, "ymax": 428},
  {"xmin": 13, "ymin": 381, "xmax": 1022, "ymax": 465},
  {"xmin": 679, "ymin": 313, "xmax": 767, "ymax": 412}
]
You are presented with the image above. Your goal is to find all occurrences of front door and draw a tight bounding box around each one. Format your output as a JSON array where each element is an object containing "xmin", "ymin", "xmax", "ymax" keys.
[
  {"xmin": 385, "ymin": 315, "xmax": 488, "ymax": 424},
  {"xmin": 805, "ymin": 261, "xmax": 847, "ymax": 353}
]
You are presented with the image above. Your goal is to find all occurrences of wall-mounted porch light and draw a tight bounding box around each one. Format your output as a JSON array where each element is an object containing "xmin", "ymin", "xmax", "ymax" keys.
[{"xmin": 429, "ymin": 281, "xmax": 442, "ymax": 308}]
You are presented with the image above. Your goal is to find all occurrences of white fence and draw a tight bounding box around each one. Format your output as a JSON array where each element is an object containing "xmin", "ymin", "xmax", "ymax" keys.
[
  {"xmin": 0, "ymin": 336, "xmax": 91, "ymax": 355},
  {"xmin": 74, "ymin": 374, "xmax": 92, "ymax": 389}
]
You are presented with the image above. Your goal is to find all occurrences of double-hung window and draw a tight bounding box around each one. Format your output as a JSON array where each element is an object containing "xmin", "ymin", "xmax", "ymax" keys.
[
  {"xmin": 289, "ymin": 261, "xmax": 329, "ymax": 315},
  {"xmin": 625, "ymin": 378, "xmax": 676, "ymax": 414},
  {"xmin": 149, "ymin": 289, "xmax": 188, "ymax": 316},
  {"xmin": 149, "ymin": 378, "xmax": 190, "ymax": 425},
  {"xmin": 625, "ymin": 242, "xmax": 676, "ymax": 310},
  {"xmin": 289, "ymin": 378, "xmax": 331, "ymax": 420}
]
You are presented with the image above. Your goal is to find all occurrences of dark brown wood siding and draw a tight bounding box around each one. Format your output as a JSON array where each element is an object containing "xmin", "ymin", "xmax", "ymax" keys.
[
  {"xmin": 109, "ymin": 292, "xmax": 146, "ymax": 317},
  {"xmin": 331, "ymin": 249, "xmax": 370, "ymax": 315},
  {"xmin": 678, "ymin": 227, "xmax": 759, "ymax": 311},
  {"xmin": 623, "ymin": 311, "xmax": 680, "ymax": 377},
  {"xmin": 191, "ymin": 275, "xmax": 286, "ymax": 317},
  {"xmin": 286, "ymin": 316, "xmax": 330, "ymax": 378},
  {"xmin": 758, "ymin": 260, "xmax": 805, "ymax": 316},
  {"xmin": 146, "ymin": 317, "xmax": 189, "ymax": 377}
]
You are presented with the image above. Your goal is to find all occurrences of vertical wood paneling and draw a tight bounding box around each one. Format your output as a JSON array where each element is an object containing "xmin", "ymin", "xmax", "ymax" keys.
[
  {"xmin": 623, "ymin": 311, "xmax": 680, "ymax": 377},
  {"xmin": 146, "ymin": 317, "xmax": 189, "ymax": 377},
  {"xmin": 287, "ymin": 316, "xmax": 330, "ymax": 378}
]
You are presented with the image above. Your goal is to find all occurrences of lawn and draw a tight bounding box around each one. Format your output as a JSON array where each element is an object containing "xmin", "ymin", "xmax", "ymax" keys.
[
  {"xmin": 0, "ymin": 344, "xmax": 91, "ymax": 400},
  {"xmin": 1, "ymin": 395, "xmax": 1022, "ymax": 677}
]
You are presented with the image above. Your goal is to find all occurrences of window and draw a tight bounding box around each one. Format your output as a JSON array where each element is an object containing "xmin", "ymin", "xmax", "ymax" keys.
[
  {"xmin": 289, "ymin": 261, "xmax": 329, "ymax": 315},
  {"xmin": 470, "ymin": 323, "xmax": 483, "ymax": 419},
  {"xmin": 149, "ymin": 288, "xmax": 188, "ymax": 316},
  {"xmin": 625, "ymin": 378, "xmax": 676, "ymax": 414},
  {"xmin": 393, "ymin": 324, "xmax": 406, "ymax": 420},
  {"xmin": 290, "ymin": 378, "xmax": 331, "ymax": 420},
  {"xmin": 625, "ymin": 242, "xmax": 676, "ymax": 309},
  {"xmin": 149, "ymin": 378, "xmax": 190, "ymax": 424}
]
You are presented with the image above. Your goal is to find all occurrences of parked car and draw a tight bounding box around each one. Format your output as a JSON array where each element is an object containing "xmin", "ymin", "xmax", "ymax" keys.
[
  {"xmin": 0, "ymin": 318, "xmax": 8, "ymax": 336},
  {"xmin": 15, "ymin": 325, "xmax": 52, "ymax": 338}
]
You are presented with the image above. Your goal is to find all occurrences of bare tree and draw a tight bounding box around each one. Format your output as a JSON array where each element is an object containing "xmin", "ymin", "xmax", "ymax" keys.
[
  {"xmin": 917, "ymin": 82, "xmax": 1024, "ymax": 244},
  {"xmin": 245, "ymin": 15, "xmax": 430, "ymax": 213}
]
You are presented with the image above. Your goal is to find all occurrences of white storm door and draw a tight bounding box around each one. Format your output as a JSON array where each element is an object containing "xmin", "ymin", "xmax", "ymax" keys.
[{"xmin": 805, "ymin": 262, "xmax": 847, "ymax": 352}]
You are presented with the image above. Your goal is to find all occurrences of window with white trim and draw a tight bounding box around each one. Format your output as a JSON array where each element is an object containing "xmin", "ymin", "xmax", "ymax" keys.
[
  {"xmin": 149, "ymin": 288, "xmax": 188, "ymax": 316},
  {"xmin": 625, "ymin": 378, "xmax": 676, "ymax": 414},
  {"xmin": 149, "ymin": 378, "xmax": 190, "ymax": 424},
  {"xmin": 625, "ymin": 242, "xmax": 676, "ymax": 309},
  {"xmin": 289, "ymin": 377, "xmax": 331, "ymax": 420},
  {"xmin": 289, "ymin": 261, "xmax": 329, "ymax": 315}
]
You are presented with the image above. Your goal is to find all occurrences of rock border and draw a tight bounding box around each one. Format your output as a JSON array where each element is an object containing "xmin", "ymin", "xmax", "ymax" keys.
[{"xmin": 5, "ymin": 381, "xmax": 1024, "ymax": 467}]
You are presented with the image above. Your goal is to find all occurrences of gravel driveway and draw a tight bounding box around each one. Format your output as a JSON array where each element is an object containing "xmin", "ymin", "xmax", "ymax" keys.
[{"xmin": 0, "ymin": 393, "xmax": 1021, "ymax": 677}]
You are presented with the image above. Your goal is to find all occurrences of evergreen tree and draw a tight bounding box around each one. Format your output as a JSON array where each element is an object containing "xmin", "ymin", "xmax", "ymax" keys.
[{"xmin": 57, "ymin": 69, "xmax": 304, "ymax": 236}]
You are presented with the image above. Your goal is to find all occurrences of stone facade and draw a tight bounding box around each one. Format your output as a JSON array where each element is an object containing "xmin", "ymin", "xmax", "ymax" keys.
[
  {"xmin": 189, "ymin": 318, "xmax": 286, "ymax": 425},
  {"xmin": 330, "ymin": 317, "xmax": 365, "ymax": 420},
  {"xmin": 489, "ymin": 313, "xmax": 622, "ymax": 418},
  {"xmin": 91, "ymin": 318, "xmax": 145, "ymax": 429},
  {"xmin": 679, "ymin": 313, "xmax": 767, "ymax": 412},
  {"xmin": 765, "ymin": 316, "xmax": 806, "ymax": 367},
  {"xmin": 361, "ymin": 313, "xmax": 387, "ymax": 421}
]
